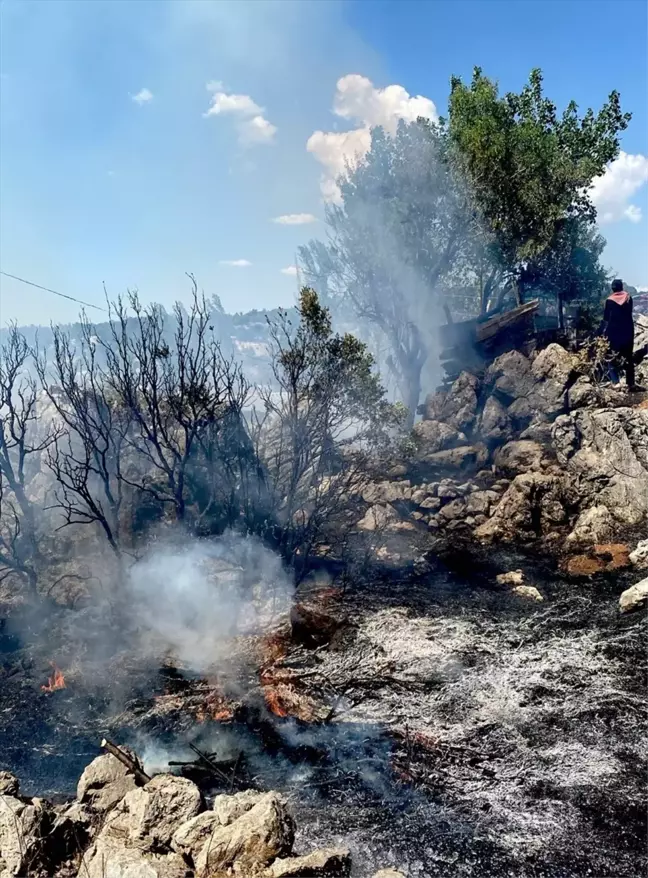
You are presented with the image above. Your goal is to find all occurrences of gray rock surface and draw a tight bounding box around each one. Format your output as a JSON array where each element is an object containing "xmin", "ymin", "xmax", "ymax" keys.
[
  {"xmin": 619, "ymin": 577, "xmax": 648, "ymax": 614},
  {"xmin": 265, "ymin": 847, "xmax": 351, "ymax": 877},
  {"xmin": 76, "ymin": 751, "xmax": 140, "ymax": 814}
]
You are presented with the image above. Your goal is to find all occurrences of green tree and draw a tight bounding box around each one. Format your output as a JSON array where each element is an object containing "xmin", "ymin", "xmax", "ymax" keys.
[{"xmin": 447, "ymin": 67, "xmax": 630, "ymax": 311}]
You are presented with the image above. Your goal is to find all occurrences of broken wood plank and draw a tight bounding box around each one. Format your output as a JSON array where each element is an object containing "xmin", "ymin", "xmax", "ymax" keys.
[{"xmin": 475, "ymin": 300, "xmax": 539, "ymax": 343}]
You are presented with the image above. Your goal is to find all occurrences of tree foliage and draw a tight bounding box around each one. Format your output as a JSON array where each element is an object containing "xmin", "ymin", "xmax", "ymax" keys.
[
  {"xmin": 300, "ymin": 67, "xmax": 630, "ymax": 416},
  {"xmin": 447, "ymin": 66, "xmax": 630, "ymax": 308}
]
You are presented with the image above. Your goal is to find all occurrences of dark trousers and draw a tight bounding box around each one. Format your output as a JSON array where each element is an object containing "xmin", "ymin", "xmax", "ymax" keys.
[{"xmin": 609, "ymin": 343, "xmax": 635, "ymax": 388}]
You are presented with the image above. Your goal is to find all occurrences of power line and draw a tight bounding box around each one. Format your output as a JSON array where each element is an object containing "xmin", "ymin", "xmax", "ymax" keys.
[{"xmin": 0, "ymin": 270, "xmax": 108, "ymax": 313}]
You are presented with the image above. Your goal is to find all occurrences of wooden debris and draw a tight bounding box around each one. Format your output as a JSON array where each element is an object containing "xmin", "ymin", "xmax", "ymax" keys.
[{"xmin": 101, "ymin": 737, "xmax": 152, "ymax": 785}]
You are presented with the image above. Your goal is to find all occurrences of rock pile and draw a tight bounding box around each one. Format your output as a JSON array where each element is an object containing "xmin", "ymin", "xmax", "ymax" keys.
[
  {"xmin": 356, "ymin": 342, "xmax": 648, "ymax": 565},
  {"xmin": 1, "ymin": 749, "xmax": 402, "ymax": 877}
]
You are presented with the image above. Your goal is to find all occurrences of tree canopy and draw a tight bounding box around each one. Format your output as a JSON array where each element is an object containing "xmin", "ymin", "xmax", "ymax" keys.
[{"xmin": 300, "ymin": 66, "xmax": 631, "ymax": 416}]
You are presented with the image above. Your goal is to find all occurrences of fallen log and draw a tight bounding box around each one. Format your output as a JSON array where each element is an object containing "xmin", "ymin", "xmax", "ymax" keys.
[{"xmin": 101, "ymin": 737, "xmax": 151, "ymax": 785}]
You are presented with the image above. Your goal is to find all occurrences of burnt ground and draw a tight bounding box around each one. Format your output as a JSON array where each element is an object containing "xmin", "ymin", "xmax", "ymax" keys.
[{"xmin": 0, "ymin": 552, "xmax": 646, "ymax": 878}]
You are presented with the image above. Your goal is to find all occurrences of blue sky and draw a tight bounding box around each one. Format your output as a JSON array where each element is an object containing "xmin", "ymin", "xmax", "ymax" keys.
[{"xmin": 1, "ymin": 0, "xmax": 646, "ymax": 326}]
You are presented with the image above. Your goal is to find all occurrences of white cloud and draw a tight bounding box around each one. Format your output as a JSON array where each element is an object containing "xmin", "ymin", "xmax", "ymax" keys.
[
  {"xmin": 204, "ymin": 85, "xmax": 276, "ymax": 145},
  {"xmin": 219, "ymin": 259, "xmax": 251, "ymax": 267},
  {"xmin": 131, "ymin": 88, "xmax": 153, "ymax": 105},
  {"xmin": 280, "ymin": 265, "xmax": 298, "ymax": 276},
  {"xmin": 590, "ymin": 151, "xmax": 648, "ymax": 224},
  {"xmin": 272, "ymin": 213, "xmax": 317, "ymax": 225},
  {"xmin": 307, "ymin": 74, "xmax": 438, "ymax": 202}
]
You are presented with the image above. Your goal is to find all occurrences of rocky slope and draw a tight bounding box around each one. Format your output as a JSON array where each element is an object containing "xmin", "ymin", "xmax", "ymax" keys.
[{"xmin": 355, "ymin": 323, "xmax": 648, "ymax": 580}]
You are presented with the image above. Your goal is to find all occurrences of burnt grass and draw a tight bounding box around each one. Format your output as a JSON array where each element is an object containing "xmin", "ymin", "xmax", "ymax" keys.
[{"xmin": 0, "ymin": 549, "xmax": 646, "ymax": 878}]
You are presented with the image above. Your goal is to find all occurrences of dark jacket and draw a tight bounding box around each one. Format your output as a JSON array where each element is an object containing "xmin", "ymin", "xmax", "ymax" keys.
[{"xmin": 601, "ymin": 292, "xmax": 634, "ymax": 351}]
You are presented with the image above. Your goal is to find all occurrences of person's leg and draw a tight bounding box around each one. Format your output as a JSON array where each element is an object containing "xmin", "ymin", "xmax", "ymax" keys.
[{"xmin": 626, "ymin": 351, "xmax": 635, "ymax": 388}]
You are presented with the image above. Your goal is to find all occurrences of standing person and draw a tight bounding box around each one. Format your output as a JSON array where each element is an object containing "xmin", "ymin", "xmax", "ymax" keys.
[{"xmin": 600, "ymin": 279, "xmax": 642, "ymax": 391}]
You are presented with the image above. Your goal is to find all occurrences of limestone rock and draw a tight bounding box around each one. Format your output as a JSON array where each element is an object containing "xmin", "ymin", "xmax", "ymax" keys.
[
  {"xmin": 512, "ymin": 585, "xmax": 544, "ymax": 602},
  {"xmin": 194, "ymin": 792, "xmax": 294, "ymax": 875},
  {"xmin": 475, "ymin": 473, "xmax": 570, "ymax": 544},
  {"xmin": 478, "ymin": 395, "xmax": 512, "ymax": 444},
  {"xmin": 357, "ymin": 504, "xmax": 398, "ymax": 532},
  {"xmin": 76, "ymin": 751, "xmax": 140, "ymax": 814},
  {"xmin": 362, "ymin": 481, "xmax": 412, "ymax": 504},
  {"xmin": 486, "ymin": 350, "xmax": 534, "ymax": 403},
  {"xmin": 424, "ymin": 444, "xmax": 489, "ymax": 474},
  {"xmin": 496, "ymin": 570, "xmax": 525, "ymax": 587},
  {"xmin": 418, "ymin": 389, "xmax": 447, "ymax": 421},
  {"xmin": 619, "ymin": 577, "xmax": 648, "ymax": 614},
  {"xmin": 437, "ymin": 498, "xmax": 466, "ymax": 523},
  {"xmin": 172, "ymin": 810, "xmax": 221, "ymax": 861},
  {"xmin": 552, "ymin": 407, "xmax": 648, "ymax": 527},
  {"xmin": 266, "ymin": 847, "xmax": 351, "ymax": 877},
  {"xmin": 440, "ymin": 371, "xmax": 480, "ymax": 432},
  {"xmin": 629, "ymin": 539, "xmax": 648, "ymax": 569},
  {"xmin": 567, "ymin": 376, "xmax": 598, "ymax": 410},
  {"xmin": 493, "ymin": 440, "xmax": 546, "ymax": 476},
  {"xmin": 411, "ymin": 419, "xmax": 464, "ymax": 455},
  {"xmin": 373, "ymin": 872, "xmax": 406, "ymax": 878},
  {"xmin": 566, "ymin": 506, "xmax": 615, "ymax": 550},
  {"xmin": 0, "ymin": 772, "xmax": 19, "ymax": 797},
  {"xmin": 0, "ymin": 794, "xmax": 49, "ymax": 877},
  {"xmin": 78, "ymin": 838, "xmax": 188, "ymax": 878},
  {"xmin": 101, "ymin": 774, "xmax": 202, "ymax": 852}
]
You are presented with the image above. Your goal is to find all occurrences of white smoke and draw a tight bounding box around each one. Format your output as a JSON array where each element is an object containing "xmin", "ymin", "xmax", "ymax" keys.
[{"xmin": 125, "ymin": 532, "xmax": 293, "ymax": 673}]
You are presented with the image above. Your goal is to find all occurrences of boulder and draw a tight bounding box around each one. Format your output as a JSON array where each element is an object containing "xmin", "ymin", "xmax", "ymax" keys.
[
  {"xmin": 464, "ymin": 490, "xmax": 498, "ymax": 516},
  {"xmin": 496, "ymin": 570, "xmax": 525, "ymax": 587},
  {"xmin": 619, "ymin": 577, "xmax": 648, "ymax": 613},
  {"xmin": 552, "ymin": 407, "xmax": 648, "ymax": 527},
  {"xmin": 172, "ymin": 810, "xmax": 221, "ymax": 861},
  {"xmin": 437, "ymin": 498, "xmax": 466, "ymax": 523},
  {"xmin": 356, "ymin": 504, "xmax": 399, "ymax": 532},
  {"xmin": 528, "ymin": 343, "xmax": 575, "ymax": 416},
  {"xmin": 423, "ymin": 444, "xmax": 489, "ymax": 474},
  {"xmin": 565, "ymin": 506, "xmax": 615, "ymax": 550},
  {"xmin": 478, "ymin": 395, "xmax": 512, "ymax": 444},
  {"xmin": 567, "ymin": 376, "xmax": 598, "ymax": 410},
  {"xmin": 411, "ymin": 420, "xmax": 465, "ymax": 455},
  {"xmin": 78, "ymin": 839, "xmax": 188, "ymax": 878},
  {"xmin": 475, "ymin": 473, "xmax": 570, "ymax": 545},
  {"xmin": 0, "ymin": 794, "xmax": 50, "ymax": 877},
  {"xmin": 493, "ymin": 440, "xmax": 546, "ymax": 476},
  {"xmin": 76, "ymin": 751, "xmax": 141, "ymax": 814},
  {"xmin": 373, "ymin": 872, "xmax": 406, "ymax": 878},
  {"xmin": 362, "ymin": 481, "xmax": 412, "ymax": 504},
  {"xmin": 194, "ymin": 792, "xmax": 294, "ymax": 875},
  {"xmin": 417, "ymin": 389, "xmax": 447, "ymax": 421},
  {"xmin": 629, "ymin": 539, "xmax": 648, "ymax": 569},
  {"xmin": 486, "ymin": 350, "xmax": 534, "ymax": 403},
  {"xmin": 512, "ymin": 585, "xmax": 544, "ymax": 602},
  {"xmin": 95, "ymin": 774, "xmax": 202, "ymax": 852},
  {"xmin": 0, "ymin": 772, "xmax": 19, "ymax": 797},
  {"xmin": 266, "ymin": 847, "xmax": 351, "ymax": 877},
  {"xmin": 440, "ymin": 371, "xmax": 480, "ymax": 432}
]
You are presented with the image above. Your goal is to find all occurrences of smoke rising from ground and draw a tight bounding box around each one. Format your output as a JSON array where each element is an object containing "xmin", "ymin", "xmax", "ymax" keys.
[{"xmin": 125, "ymin": 532, "xmax": 294, "ymax": 673}]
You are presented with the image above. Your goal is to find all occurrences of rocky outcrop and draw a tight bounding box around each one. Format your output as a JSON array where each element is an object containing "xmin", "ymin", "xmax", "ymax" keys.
[
  {"xmin": 619, "ymin": 577, "xmax": 648, "ymax": 613},
  {"xmin": 554, "ymin": 407, "xmax": 648, "ymax": 527},
  {"xmin": 0, "ymin": 753, "xmax": 361, "ymax": 878},
  {"xmin": 357, "ymin": 334, "xmax": 648, "ymax": 559}
]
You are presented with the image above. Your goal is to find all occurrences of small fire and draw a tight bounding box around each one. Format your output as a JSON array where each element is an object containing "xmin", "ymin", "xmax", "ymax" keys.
[{"xmin": 41, "ymin": 662, "xmax": 66, "ymax": 693}]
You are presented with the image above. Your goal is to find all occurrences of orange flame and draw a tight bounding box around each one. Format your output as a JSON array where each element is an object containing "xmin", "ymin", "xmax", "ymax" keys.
[{"xmin": 41, "ymin": 662, "xmax": 66, "ymax": 693}]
